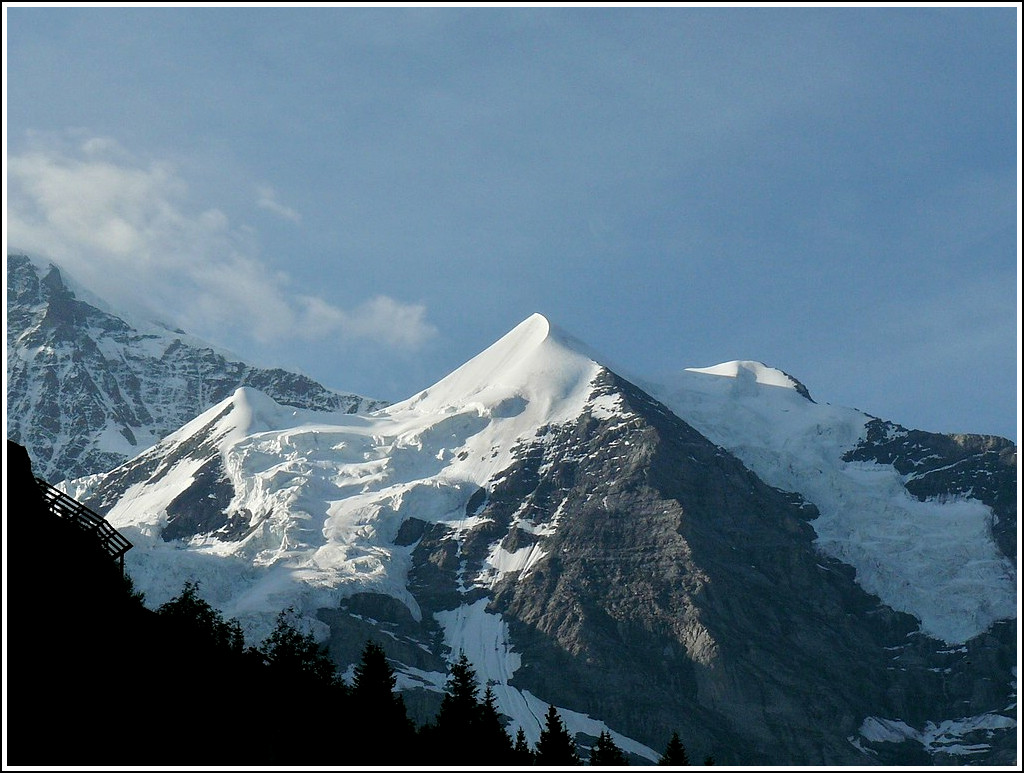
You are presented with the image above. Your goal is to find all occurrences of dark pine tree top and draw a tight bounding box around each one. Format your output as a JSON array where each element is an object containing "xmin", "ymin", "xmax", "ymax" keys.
[
  {"xmin": 659, "ymin": 731, "xmax": 690, "ymax": 765},
  {"xmin": 424, "ymin": 651, "xmax": 484, "ymax": 764},
  {"xmin": 157, "ymin": 580, "xmax": 244, "ymax": 654},
  {"xmin": 349, "ymin": 640, "xmax": 415, "ymax": 763},
  {"xmin": 477, "ymin": 684, "xmax": 515, "ymax": 763},
  {"xmin": 258, "ymin": 608, "xmax": 341, "ymax": 689},
  {"xmin": 513, "ymin": 727, "xmax": 535, "ymax": 764},
  {"xmin": 353, "ymin": 641, "xmax": 397, "ymax": 703},
  {"xmin": 590, "ymin": 729, "xmax": 628, "ymax": 766},
  {"xmin": 535, "ymin": 704, "xmax": 581, "ymax": 765},
  {"xmin": 436, "ymin": 651, "xmax": 480, "ymax": 731}
]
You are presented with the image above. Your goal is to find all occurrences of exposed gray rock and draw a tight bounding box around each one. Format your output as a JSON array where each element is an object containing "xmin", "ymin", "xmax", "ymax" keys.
[{"xmin": 162, "ymin": 456, "xmax": 249, "ymax": 542}]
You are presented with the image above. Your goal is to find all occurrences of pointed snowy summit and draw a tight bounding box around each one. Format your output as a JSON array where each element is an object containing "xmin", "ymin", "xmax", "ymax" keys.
[{"xmin": 390, "ymin": 313, "xmax": 607, "ymax": 422}]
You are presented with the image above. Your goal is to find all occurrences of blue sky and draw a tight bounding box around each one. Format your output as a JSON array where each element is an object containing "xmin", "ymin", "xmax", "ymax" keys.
[{"xmin": 5, "ymin": 6, "xmax": 1019, "ymax": 441}]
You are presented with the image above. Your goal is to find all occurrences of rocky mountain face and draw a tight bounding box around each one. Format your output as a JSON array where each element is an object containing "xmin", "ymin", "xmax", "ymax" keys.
[
  {"xmin": 48, "ymin": 310, "xmax": 1016, "ymax": 766},
  {"xmin": 6, "ymin": 253, "xmax": 385, "ymax": 483}
]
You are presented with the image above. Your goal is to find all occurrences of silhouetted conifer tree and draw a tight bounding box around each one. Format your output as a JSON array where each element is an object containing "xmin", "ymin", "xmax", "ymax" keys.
[
  {"xmin": 353, "ymin": 641, "xmax": 396, "ymax": 704},
  {"xmin": 513, "ymin": 727, "xmax": 535, "ymax": 764},
  {"xmin": 423, "ymin": 651, "xmax": 522, "ymax": 763},
  {"xmin": 659, "ymin": 731, "xmax": 690, "ymax": 765},
  {"xmin": 437, "ymin": 651, "xmax": 480, "ymax": 729},
  {"xmin": 535, "ymin": 704, "xmax": 580, "ymax": 765},
  {"xmin": 258, "ymin": 607, "xmax": 341, "ymax": 688},
  {"xmin": 590, "ymin": 729, "xmax": 628, "ymax": 765},
  {"xmin": 157, "ymin": 581, "xmax": 243, "ymax": 653},
  {"xmin": 421, "ymin": 651, "xmax": 484, "ymax": 763},
  {"xmin": 478, "ymin": 684, "xmax": 515, "ymax": 762},
  {"xmin": 254, "ymin": 608, "xmax": 349, "ymax": 759},
  {"xmin": 350, "ymin": 640, "xmax": 414, "ymax": 762}
]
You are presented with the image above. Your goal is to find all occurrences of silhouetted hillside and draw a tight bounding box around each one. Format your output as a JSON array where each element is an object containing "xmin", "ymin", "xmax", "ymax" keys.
[{"xmin": 5, "ymin": 440, "xmax": 353, "ymax": 765}]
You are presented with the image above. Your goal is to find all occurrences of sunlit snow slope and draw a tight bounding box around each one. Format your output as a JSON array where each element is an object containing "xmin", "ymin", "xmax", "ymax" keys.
[{"xmin": 71, "ymin": 313, "xmax": 599, "ymax": 620}]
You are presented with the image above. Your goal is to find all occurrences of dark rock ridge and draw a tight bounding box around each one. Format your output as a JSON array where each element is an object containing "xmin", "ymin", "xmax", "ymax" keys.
[
  {"xmin": 6, "ymin": 253, "xmax": 386, "ymax": 482},
  {"xmin": 776, "ymin": 366, "xmax": 815, "ymax": 402}
]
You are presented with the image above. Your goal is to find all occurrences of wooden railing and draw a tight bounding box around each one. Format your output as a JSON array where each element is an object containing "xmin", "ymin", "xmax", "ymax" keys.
[{"xmin": 35, "ymin": 477, "xmax": 133, "ymax": 572}]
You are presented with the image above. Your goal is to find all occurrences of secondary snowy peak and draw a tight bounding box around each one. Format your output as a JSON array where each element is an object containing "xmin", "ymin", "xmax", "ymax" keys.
[
  {"xmin": 157, "ymin": 386, "xmax": 311, "ymax": 450},
  {"xmin": 686, "ymin": 360, "xmax": 814, "ymax": 401},
  {"xmin": 60, "ymin": 386, "xmax": 313, "ymax": 533},
  {"xmin": 390, "ymin": 313, "xmax": 603, "ymax": 425}
]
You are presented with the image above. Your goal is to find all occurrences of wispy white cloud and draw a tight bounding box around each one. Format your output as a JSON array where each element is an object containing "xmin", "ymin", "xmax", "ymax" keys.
[
  {"xmin": 7, "ymin": 134, "xmax": 436, "ymax": 350},
  {"xmin": 299, "ymin": 294, "xmax": 436, "ymax": 349},
  {"xmin": 256, "ymin": 184, "xmax": 302, "ymax": 224}
]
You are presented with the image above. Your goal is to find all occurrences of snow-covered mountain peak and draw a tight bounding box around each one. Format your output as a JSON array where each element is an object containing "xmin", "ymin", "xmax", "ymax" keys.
[
  {"xmin": 167, "ymin": 386, "xmax": 310, "ymax": 448},
  {"xmin": 61, "ymin": 313, "xmax": 626, "ymax": 642},
  {"xmin": 389, "ymin": 312, "xmax": 603, "ymax": 425},
  {"xmin": 686, "ymin": 360, "xmax": 813, "ymax": 401}
]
